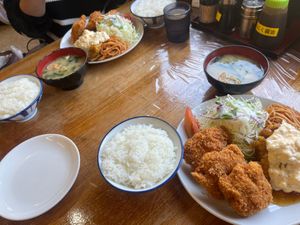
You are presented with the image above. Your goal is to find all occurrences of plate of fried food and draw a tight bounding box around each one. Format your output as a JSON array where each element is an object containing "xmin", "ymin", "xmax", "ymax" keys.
[
  {"xmin": 177, "ymin": 94, "xmax": 300, "ymax": 225},
  {"xmin": 60, "ymin": 10, "xmax": 144, "ymax": 64}
]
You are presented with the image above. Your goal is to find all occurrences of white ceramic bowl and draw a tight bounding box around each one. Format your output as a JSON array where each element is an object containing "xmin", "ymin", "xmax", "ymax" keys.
[
  {"xmin": 130, "ymin": 0, "xmax": 165, "ymax": 29},
  {"xmin": 0, "ymin": 74, "xmax": 43, "ymax": 122},
  {"xmin": 97, "ymin": 116, "xmax": 184, "ymax": 193}
]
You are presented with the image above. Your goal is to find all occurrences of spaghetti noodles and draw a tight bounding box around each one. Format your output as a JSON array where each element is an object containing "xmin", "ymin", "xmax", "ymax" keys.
[
  {"xmin": 261, "ymin": 104, "xmax": 300, "ymax": 137},
  {"xmin": 89, "ymin": 37, "xmax": 128, "ymax": 61}
]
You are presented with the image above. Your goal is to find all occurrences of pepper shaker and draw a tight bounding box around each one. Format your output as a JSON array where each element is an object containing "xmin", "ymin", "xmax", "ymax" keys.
[{"xmin": 239, "ymin": 0, "xmax": 264, "ymax": 39}]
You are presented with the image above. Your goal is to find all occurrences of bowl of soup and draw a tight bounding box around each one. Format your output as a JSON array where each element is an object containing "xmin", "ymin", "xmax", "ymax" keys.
[
  {"xmin": 36, "ymin": 47, "xmax": 87, "ymax": 90},
  {"xmin": 203, "ymin": 45, "xmax": 269, "ymax": 94}
]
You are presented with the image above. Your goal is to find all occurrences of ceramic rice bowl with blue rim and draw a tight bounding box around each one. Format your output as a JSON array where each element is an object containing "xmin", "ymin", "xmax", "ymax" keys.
[
  {"xmin": 97, "ymin": 116, "xmax": 184, "ymax": 193},
  {"xmin": 0, "ymin": 74, "xmax": 43, "ymax": 122}
]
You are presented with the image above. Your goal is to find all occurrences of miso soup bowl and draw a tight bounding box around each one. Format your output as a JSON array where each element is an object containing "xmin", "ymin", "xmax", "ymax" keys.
[
  {"xmin": 203, "ymin": 45, "xmax": 269, "ymax": 94},
  {"xmin": 36, "ymin": 47, "xmax": 87, "ymax": 90}
]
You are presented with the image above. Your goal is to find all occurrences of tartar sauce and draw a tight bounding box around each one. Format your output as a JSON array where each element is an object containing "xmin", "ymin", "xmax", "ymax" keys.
[{"xmin": 267, "ymin": 120, "xmax": 300, "ymax": 192}]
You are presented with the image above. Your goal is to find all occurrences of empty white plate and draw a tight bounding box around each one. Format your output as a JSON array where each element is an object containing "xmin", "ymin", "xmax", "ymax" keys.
[{"xmin": 0, "ymin": 134, "xmax": 80, "ymax": 221}]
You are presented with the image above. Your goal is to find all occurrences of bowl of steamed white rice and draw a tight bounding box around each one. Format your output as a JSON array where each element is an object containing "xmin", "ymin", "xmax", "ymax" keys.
[
  {"xmin": 97, "ymin": 116, "xmax": 183, "ymax": 193},
  {"xmin": 130, "ymin": 0, "xmax": 176, "ymax": 28},
  {"xmin": 0, "ymin": 74, "xmax": 43, "ymax": 122}
]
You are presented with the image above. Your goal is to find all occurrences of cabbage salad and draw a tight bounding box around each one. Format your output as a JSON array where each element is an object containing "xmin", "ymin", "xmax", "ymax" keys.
[
  {"xmin": 198, "ymin": 95, "xmax": 268, "ymax": 159},
  {"xmin": 96, "ymin": 14, "xmax": 139, "ymax": 45}
]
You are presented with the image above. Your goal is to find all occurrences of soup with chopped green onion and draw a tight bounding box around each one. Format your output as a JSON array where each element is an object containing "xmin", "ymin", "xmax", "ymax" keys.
[{"xmin": 42, "ymin": 55, "xmax": 85, "ymax": 80}]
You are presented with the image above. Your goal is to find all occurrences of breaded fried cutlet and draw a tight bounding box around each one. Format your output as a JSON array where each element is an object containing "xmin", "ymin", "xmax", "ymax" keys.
[
  {"xmin": 218, "ymin": 162, "xmax": 272, "ymax": 217},
  {"xmin": 191, "ymin": 144, "xmax": 246, "ymax": 199},
  {"xmin": 71, "ymin": 15, "xmax": 86, "ymax": 43},
  {"xmin": 86, "ymin": 11, "xmax": 104, "ymax": 31},
  {"xmin": 184, "ymin": 127, "xmax": 230, "ymax": 169},
  {"xmin": 253, "ymin": 136, "xmax": 269, "ymax": 179}
]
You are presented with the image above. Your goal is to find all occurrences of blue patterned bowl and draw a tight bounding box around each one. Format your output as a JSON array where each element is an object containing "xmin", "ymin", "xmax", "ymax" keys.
[{"xmin": 0, "ymin": 75, "xmax": 43, "ymax": 122}]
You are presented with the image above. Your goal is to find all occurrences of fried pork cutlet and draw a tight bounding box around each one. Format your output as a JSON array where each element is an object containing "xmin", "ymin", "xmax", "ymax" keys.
[
  {"xmin": 191, "ymin": 144, "xmax": 246, "ymax": 199},
  {"xmin": 71, "ymin": 15, "xmax": 86, "ymax": 43},
  {"xmin": 218, "ymin": 162, "xmax": 272, "ymax": 217},
  {"xmin": 86, "ymin": 11, "xmax": 104, "ymax": 31},
  {"xmin": 253, "ymin": 136, "xmax": 269, "ymax": 180},
  {"xmin": 184, "ymin": 127, "xmax": 230, "ymax": 169}
]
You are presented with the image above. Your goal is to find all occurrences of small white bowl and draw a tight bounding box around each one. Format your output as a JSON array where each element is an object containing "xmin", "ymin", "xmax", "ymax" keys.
[
  {"xmin": 97, "ymin": 116, "xmax": 184, "ymax": 193},
  {"xmin": 130, "ymin": 0, "xmax": 165, "ymax": 29},
  {"xmin": 0, "ymin": 74, "xmax": 43, "ymax": 122}
]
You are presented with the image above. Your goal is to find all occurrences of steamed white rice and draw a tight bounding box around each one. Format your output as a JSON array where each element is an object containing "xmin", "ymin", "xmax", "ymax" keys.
[
  {"xmin": 0, "ymin": 77, "xmax": 39, "ymax": 119},
  {"xmin": 101, "ymin": 124, "xmax": 177, "ymax": 189},
  {"xmin": 133, "ymin": 0, "xmax": 176, "ymax": 17}
]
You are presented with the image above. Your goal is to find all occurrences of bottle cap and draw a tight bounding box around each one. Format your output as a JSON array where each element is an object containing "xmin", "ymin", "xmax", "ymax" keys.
[
  {"xmin": 242, "ymin": 0, "xmax": 264, "ymax": 8},
  {"xmin": 265, "ymin": 0, "xmax": 289, "ymax": 9}
]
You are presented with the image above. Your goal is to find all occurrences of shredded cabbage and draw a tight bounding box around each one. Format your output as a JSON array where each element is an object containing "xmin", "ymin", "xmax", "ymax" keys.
[
  {"xmin": 198, "ymin": 95, "xmax": 268, "ymax": 159},
  {"xmin": 96, "ymin": 14, "xmax": 139, "ymax": 45}
]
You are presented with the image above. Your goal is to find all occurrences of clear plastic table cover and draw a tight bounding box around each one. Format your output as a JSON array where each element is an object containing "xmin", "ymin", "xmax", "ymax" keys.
[{"xmin": 141, "ymin": 28, "xmax": 300, "ymax": 111}]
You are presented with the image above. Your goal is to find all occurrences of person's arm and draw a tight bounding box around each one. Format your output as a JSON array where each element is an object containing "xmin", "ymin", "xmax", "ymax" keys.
[
  {"xmin": 3, "ymin": 0, "xmax": 52, "ymax": 40},
  {"xmin": 19, "ymin": 0, "xmax": 45, "ymax": 17}
]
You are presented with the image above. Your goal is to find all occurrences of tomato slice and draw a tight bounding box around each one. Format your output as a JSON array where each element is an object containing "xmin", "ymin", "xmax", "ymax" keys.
[{"xmin": 184, "ymin": 107, "xmax": 200, "ymax": 138}]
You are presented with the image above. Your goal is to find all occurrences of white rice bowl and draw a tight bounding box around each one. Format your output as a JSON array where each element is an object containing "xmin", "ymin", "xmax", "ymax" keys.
[
  {"xmin": 98, "ymin": 117, "xmax": 183, "ymax": 192},
  {"xmin": 0, "ymin": 75, "xmax": 42, "ymax": 121},
  {"xmin": 132, "ymin": 0, "xmax": 176, "ymax": 17}
]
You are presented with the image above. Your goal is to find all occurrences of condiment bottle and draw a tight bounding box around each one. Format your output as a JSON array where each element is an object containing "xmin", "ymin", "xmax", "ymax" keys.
[
  {"xmin": 239, "ymin": 0, "xmax": 264, "ymax": 39},
  {"xmin": 216, "ymin": 0, "xmax": 239, "ymax": 33},
  {"xmin": 252, "ymin": 0, "xmax": 289, "ymax": 49},
  {"xmin": 199, "ymin": 0, "xmax": 218, "ymax": 24}
]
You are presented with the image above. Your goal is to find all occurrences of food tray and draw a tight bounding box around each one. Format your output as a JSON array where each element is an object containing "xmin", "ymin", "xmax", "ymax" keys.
[{"xmin": 191, "ymin": 17, "xmax": 300, "ymax": 59}]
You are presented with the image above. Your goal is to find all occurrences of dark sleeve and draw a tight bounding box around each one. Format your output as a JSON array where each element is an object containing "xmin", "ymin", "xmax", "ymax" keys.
[
  {"xmin": 106, "ymin": 0, "xmax": 127, "ymax": 12},
  {"xmin": 3, "ymin": 0, "xmax": 52, "ymax": 39}
]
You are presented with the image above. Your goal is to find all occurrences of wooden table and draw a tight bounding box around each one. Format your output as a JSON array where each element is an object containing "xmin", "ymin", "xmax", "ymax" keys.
[{"xmin": 1, "ymin": 5, "xmax": 300, "ymax": 225}]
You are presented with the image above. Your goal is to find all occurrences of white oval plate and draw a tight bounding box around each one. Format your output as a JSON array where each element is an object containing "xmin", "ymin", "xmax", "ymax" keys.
[
  {"xmin": 177, "ymin": 95, "xmax": 300, "ymax": 225},
  {"xmin": 0, "ymin": 134, "xmax": 80, "ymax": 221},
  {"xmin": 60, "ymin": 16, "xmax": 144, "ymax": 64}
]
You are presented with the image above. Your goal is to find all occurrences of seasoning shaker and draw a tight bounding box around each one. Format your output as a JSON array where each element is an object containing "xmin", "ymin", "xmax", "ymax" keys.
[
  {"xmin": 216, "ymin": 0, "xmax": 238, "ymax": 33},
  {"xmin": 199, "ymin": 0, "xmax": 218, "ymax": 24},
  {"xmin": 239, "ymin": 0, "xmax": 264, "ymax": 39}
]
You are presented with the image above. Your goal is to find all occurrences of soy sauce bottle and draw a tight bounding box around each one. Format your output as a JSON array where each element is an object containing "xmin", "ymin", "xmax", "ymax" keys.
[
  {"xmin": 252, "ymin": 0, "xmax": 289, "ymax": 49},
  {"xmin": 216, "ymin": 0, "xmax": 239, "ymax": 33},
  {"xmin": 199, "ymin": 0, "xmax": 218, "ymax": 24}
]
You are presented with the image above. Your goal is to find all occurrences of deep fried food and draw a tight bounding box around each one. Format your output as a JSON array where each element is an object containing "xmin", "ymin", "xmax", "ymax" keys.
[
  {"xmin": 184, "ymin": 127, "xmax": 230, "ymax": 169},
  {"xmin": 253, "ymin": 136, "xmax": 269, "ymax": 179},
  {"xmin": 107, "ymin": 9, "xmax": 118, "ymax": 15},
  {"xmin": 191, "ymin": 144, "xmax": 246, "ymax": 199},
  {"xmin": 71, "ymin": 15, "xmax": 86, "ymax": 43},
  {"xmin": 218, "ymin": 162, "xmax": 272, "ymax": 217},
  {"xmin": 86, "ymin": 11, "xmax": 104, "ymax": 31},
  {"xmin": 260, "ymin": 104, "xmax": 300, "ymax": 138}
]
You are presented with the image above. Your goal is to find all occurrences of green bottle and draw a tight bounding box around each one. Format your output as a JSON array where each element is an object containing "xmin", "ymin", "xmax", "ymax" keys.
[{"xmin": 252, "ymin": 0, "xmax": 289, "ymax": 49}]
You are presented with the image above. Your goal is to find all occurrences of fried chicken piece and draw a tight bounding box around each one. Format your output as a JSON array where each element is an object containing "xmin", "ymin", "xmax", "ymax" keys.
[
  {"xmin": 86, "ymin": 11, "xmax": 104, "ymax": 31},
  {"xmin": 71, "ymin": 15, "xmax": 86, "ymax": 43},
  {"xmin": 191, "ymin": 144, "xmax": 246, "ymax": 199},
  {"xmin": 88, "ymin": 44, "xmax": 101, "ymax": 61},
  {"xmin": 260, "ymin": 123, "xmax": 280, "ymax": 138},
  {"xmin": 107, "ymin": 9, "xmax": 118, "ymax": 15},
  {"xmin": 218, "ymin": 162, "xmax": 272, "ymax": 217},
  {"xmin": 253, "ymin": 136, "xmax": 269, "ymax": 180},
  {"xmin": 184, "ymin": 127, "xmax": 230, "ymax": 169}
]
